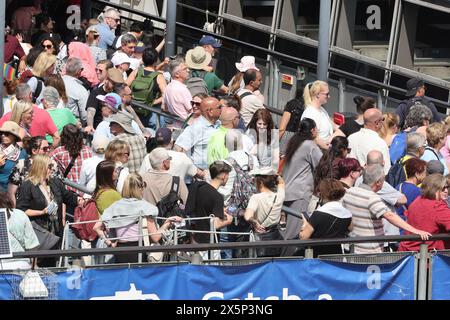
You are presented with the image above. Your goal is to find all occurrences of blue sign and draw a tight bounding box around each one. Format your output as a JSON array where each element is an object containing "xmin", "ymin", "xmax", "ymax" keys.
[
  {"xmin": 431, "ymin": 254, "xmax": 450, "ymax": 300},
  {"xmin": 0, "ymin": 256, "xmax": 415, "ymax": 300}
]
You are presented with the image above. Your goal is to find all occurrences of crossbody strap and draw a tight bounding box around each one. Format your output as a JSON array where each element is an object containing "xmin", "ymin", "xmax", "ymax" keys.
[
  {"xmin": 64, "ymin": 154, "xmax": 79, "ymax": 178},
  {"xmin": 259, "ymin": 193, "xmax": 278, "ymax": 227}
]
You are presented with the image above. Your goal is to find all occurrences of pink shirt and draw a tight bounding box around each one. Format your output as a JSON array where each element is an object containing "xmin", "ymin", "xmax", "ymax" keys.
[
  {"xmin": 0, "ymin": 106, "xmax": 58, "ymax": 137},
  {"xmin": 164, "ymin": 79, "xmax": 193, "ymax": 120}
]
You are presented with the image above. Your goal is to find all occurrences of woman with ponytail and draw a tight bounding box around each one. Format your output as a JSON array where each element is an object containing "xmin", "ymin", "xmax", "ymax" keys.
[
  {"xmin": 301, "ymin": 81, "xmax": 334, "ymax": 149},
  {"xmin": 334, "ymin": 96, "xmax": 376, "ymax": 138},
  {"xmin": 282, "ymin": 118, "xmax": 323, "ymax": 251}
]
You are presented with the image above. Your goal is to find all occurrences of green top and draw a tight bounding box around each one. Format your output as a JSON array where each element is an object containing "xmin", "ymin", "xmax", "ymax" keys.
[
  {"xmin": 192, "ymin": 70, "xmax": 224, "ymax": 94},
  {"xmin": 96, "ymin": 189, "xmax": 122, "ymax": 215},
  {"xmin": 207, "ymin": 126, "xmax": 229, "ymax": 165},
  {"xmin": 46, "ymin": 108, "xmax": 78, "ymax": 144}
]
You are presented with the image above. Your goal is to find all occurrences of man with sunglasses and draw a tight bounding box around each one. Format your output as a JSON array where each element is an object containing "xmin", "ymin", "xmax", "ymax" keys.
[
  {"xmin": 97, "ymin": 8, "xmax": 121, "ymax": 50},
  {"xmin": 396, "ymin": 78, "xmax": 443, "ymax": 129}
]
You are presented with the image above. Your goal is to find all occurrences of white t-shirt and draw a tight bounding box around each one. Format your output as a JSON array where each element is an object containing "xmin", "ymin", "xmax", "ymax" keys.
[
  {"xmin": 301, "ymin": 106, "xmax": 333, "ymax": 141},
  {"xmin": 247, "ymin": 187, "xmax": 285, "ymax": 228}
]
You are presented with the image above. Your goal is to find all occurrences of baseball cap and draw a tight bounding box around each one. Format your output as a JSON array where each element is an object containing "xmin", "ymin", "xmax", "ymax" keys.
[
  {"xmin": 107, "ymin": 68, "xmax": 124, "ymax": 84},
  {"xmin": 406, "ymin": 78, "xmax": 425, "ymax": 97},
  {"xmin": 134, "ymin": 42, "xmax": 146, "ymax": 53},
  {"xmin": 96, "ymin": 93, "xmax": 122, "ymax": 111},
  {"xmin": 199, "ymin": 35, "xmax": 221, "ymax": 48},
  {"xmin": 111, "ymin": 52, "xmax": 132, "ymax": 67},
  {"xmin": 155, "ymin": 127, "xmax": 172, "ymax": 145}
]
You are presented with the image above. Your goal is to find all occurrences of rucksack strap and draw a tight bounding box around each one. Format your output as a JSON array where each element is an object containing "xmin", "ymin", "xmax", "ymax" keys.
[
  {"xmin": 425, "ymin": 146, "xmax": 440, "ymax": 160},
  {"xmin": 239, "ymin": 91, "xmax": 253, "ymax": 100},
  {"xmin": 170, "ymin": 176, "xmax": 180, "ymax": 195},
  {"xmin": 33, "ymin": 78, "xmax": 43, "ymax": 103}
]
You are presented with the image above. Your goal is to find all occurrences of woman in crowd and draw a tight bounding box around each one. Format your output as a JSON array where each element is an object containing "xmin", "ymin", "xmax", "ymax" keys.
[
  {"xmin": 334, "ymin": 96, "xmax": 376, "ymax": 138},
  {"xmin": 93, "ymin": 160, "xmax": 122, "ymax": 216},
  {"xmin": 27, "ymin": 52, "xmax": 56, "ymax": 103},
  {"xmin": 0, "ymin": 121, "xmax": 27, "ymax": 192},
  {"xmin": 279, "ymin": 87, "xmax": 305, "ymax": 154},
  {"xmin": 396, "ymin": 158, "xmax": 427, "ymax": 221},
  {"xmin": 84, "ymin": 25, "xmax": 106, "ymax": 64},
  {"xmin": 8, "ymin": 136, "xmax": 52, "ymax": 206},
  {"xmin": 3, "ymin": 192, "xmax": 39, "ymax": 270},
  {"xmin": 3, "ymin": 78, "xmax": 18, "ymax": 115},
  {"xmin": 10, "ymin": 100, "xmax": 34, "ymax": 139},
  {"xmin": 282, "ymin": 118, "xmax": 323, "ymax": 253},
  {"xmin": 399, "ymin": 174, "xmax": 450, "ymax": 252},
  {"xmin": 244, "ymin": 170, "xmax": 285, "ymax": 257},
  {"xmin": 185, "ymin": 93, "xmax": 207, "ymax": 127},
  {"xmin": 16, "ymin": 155, "xmax": 81, "ymax": 245},
  {"xmin": 338, "ymin": 158, "xmax": 363, "ymax": 189},
  {"xmin": 247, "ymin": 109, "xmax": 275, "ymax": 167},
  {"xmin": 301, "ymin": 80, "xmax": 335, "ymax": 149},
  {"xmin": 39, "ymin": 35, "xmax": 60, "ymax": 56},
  {"xmin": 51, "ymin": 124, "xmax": 92, "ymax": 190},
  {"xmin": 379, "ymin": 112, "xmax": 399, "ymax": 147},
  {"xmin": 96, "ymin": 173, "xmax": 181, "ymax": 262},
  {"xmin": 104, "ymin": 139, "xmax": 130, "ymax": 194},
  {"xmin": 300, "ymin": 178, "xmax": 353, "ymax": 256},
  {"xmin": 228, "ymin": 56, "xmax": 263, "ymax": 102},
  {"xmin": 44, "ymin": 74, "xmax": 69, "ymax": 108},
  {"xmin": 421, "ymin": 122, "xmax": 449, "ymax": 175}
]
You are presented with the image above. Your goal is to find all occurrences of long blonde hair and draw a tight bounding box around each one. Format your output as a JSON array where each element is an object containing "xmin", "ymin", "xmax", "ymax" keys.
[
  {"xmin": 379, "ymin": 112, "xmax": 399, "ymax": 139},
  {"xmin": 121, "ymin": 173, "xmax": 145, "ymax": 199},
  {"xmin": 28, "ymin": 155, "xmax": 51, "ymax": 185},
  {"xmin": 229, "ymin": 72, "xmax": 244, "ymax": 94},
  {"xmin": 10, "ymin": 100, "xmax": 33, "ymax": 124},
  {"xmin": 303, "ymin": 80, "xmax": 328, "ymax": 106},
  {"xmin": 32, "ymin": 52, "xmax": 56, "ymax": 78}
]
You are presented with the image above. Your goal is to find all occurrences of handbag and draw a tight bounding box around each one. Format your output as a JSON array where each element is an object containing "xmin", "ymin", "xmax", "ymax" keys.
[{"xmin": 31, "ymin": 221, "xmax": 61, "ymax": 250}]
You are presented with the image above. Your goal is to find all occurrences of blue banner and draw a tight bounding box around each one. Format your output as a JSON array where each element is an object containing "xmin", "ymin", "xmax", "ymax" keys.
[
  {"xmin": 431, "ymin": 254, "xmax": 450, "ymax": 300},
  {"xmin": 0, "ymin": 256, "xmax": 415, "ymax": 300}
]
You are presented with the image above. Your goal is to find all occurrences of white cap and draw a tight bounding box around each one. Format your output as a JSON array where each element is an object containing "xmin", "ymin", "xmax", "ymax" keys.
[
  {"xmin": 111, "ymin": 52, "xmax": 132, "ymax": 66},
  {"xmin": 249, "ymin": 166, "xmax": 277, "ymax": 176}
]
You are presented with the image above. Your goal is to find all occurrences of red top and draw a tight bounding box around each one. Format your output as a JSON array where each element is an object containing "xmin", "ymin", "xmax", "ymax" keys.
[
  {"xmin": 4, "ymin": 35, "xmax": 25, "ymax": 63},
  {"xmin": 0, "ymin": 106, "xmax": 58, "ymax": 138},
  {"xmin": 399, "ymin": 196, "xmax": 450, "ymax": 251}
]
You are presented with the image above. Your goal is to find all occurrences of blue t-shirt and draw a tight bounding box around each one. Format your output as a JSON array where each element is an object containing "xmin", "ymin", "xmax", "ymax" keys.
[{"xmin": 396, "ymin": 182, "xmax": 421, "ymax": 220}]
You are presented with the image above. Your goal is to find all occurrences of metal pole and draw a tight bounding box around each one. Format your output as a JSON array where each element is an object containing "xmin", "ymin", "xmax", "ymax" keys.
[
  {"xmin": 317, "ymin": 0, "xmax": 331, "ymax": 81},
  {"xmin": 418, "ymin": 243, "xmax": 428, "ymax": 300},
  {"xmin": 165, "ymin": 0, "xmax": 177, "ymax": 58},
  {"xmin": 0, "ymin": 0, "xmax": 5, "ymax": 104}
]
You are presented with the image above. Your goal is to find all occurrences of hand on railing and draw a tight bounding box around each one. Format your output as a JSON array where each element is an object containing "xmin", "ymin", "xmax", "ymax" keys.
[{"xmin": 414, "ymin": 229, "xmax": 432, "ymax": 241}]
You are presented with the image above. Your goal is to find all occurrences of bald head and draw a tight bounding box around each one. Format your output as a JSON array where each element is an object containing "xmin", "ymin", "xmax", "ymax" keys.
[
  {"xmin": 366, "ymin": 150, "xmax": 384, "ymax": 166},
  {"xmin": 363, "ymin": 108, "xmax": 383, "ymax": 131},
  {"xmin": 201, "ymin": 97, "xmax": 222, "ymax": 122},
  {"xmin": 220, "ymin": 107, "xmax": 239, "ymax": 128}
]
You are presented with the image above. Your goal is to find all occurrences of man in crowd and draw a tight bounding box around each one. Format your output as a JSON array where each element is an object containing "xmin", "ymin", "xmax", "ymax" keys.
[
  {"xmin": 343, "ymin": 164, "xmax": 430, "ymax": 254},
  {"xmin": 237, "ymin": 69, "xmax": 265, "ymax": 126},
  {"xmin": 164, "ymin": 58, "xmax": 193, "ymax": 121},
  {"xmin": 62, "ymin": 57, "xmax": 89, "ymax": 124},
  {"xmin": 349, "ymin": 108, "xmax": 391, "ymax": 174},
  {"xmin": 97, "ymin": 8, "xmax": 121, "ymax": 50},
  {"xmin": 175, "ymin": 97, "xmax": 222, "ymax": 170},
  {"xmin": 199, "ymin": 35, "xmax": 222, "ymax": 72}
]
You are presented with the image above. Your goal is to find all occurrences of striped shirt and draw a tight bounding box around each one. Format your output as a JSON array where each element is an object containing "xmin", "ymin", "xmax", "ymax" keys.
[{"xmin": 342, "ymin": 184, "xmax": 390, "ymax": 253}]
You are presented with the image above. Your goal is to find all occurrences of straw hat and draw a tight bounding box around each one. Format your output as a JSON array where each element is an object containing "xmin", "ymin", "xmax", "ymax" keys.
[{"xmin": 185, "ymin": 46, "xmax": 212, "ymax": 70}]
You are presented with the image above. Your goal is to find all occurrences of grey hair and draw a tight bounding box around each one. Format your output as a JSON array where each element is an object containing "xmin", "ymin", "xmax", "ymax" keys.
[
  {"xmin": 362, "ymin": 164, "xmax": 385, "ymax": 186},
  {"xmin": 16, "ymin": 83, "xmax": 32, "ymax": 100},
  {"xmin": 404, "ymin": 104, "xmax": 433, "ymax": 129},
  {"xmin": 121, "ymin": 33, "xmax": 137, "ymax": 46},
  {"xmin": 42, "ymin": 86, "xmax": 60, "ymax": 108},
  {"xmin": 168, "ymin": 59, "xmax": 184, "ymax": 78},
  {"xmin": 65, "ymin": 57, "xmax": 83, "ymax": 76},
  {"xmin": 406, "ymin": 132, "xmax": 427, "ymax": 154},
  {"xmin": 366, "ymin": 150, "xmax": 383, "ymax": 165},
  {"xmin": 104, "ymin": 8, "xmax": 120, "ymax": 18}
]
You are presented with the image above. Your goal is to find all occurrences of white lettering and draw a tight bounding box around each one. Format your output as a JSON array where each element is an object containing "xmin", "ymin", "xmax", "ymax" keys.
[
  {"xmin": 367, "ymin": 265, "xmax": 381, "ymax": 289},
  {"xmin": 366, "ymin": 5, "xmax": 381, "ymax": 30},
  {"xmin": 202, "ymin": 291, "xmax": 224, "ymax": 300},
  {"xmin": 66, "ymin": 5, "xmax": 81, "ymax": 30}
]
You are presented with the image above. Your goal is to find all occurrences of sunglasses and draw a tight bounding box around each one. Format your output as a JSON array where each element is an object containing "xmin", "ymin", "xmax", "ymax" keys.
[
  {"xmin": 190, "ymin": 101, "xmax": 201, "ymax": 107},
  {"xmin": 41, "ymin": 146, "xmax": 51, "ymax": 152},
  {"xmin": 42, "ymin": 44, "xmax": 53, "ymax": 50},
  {"xmin": 93, "ymin": 34, "xmax": 100, "ymax": 39},
  {"xmin": 95, "ymin": 68, "xmax": 105, "ymax": 72},
  {"xmin": 442, "ymin": 185, "xmax": 449, "ymax": 191}
]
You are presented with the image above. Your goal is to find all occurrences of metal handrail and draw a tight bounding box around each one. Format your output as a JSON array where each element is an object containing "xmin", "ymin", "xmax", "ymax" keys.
[
  {"xmin": 11, "ymin": 234, "xmax": 450, "ymax": 259},
  {"xmin": 92, "ymin": 0, "xmax": 450, "ymax": 109}
]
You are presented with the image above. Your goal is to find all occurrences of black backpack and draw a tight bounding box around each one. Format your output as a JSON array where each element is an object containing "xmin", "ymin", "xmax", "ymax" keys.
[
  {"xmin": 156, "ymin": 176, "xmax": 185, "ymax": 218},
  {"xmin": 386, "ymin": 155, "xmax": 412, "ymax": 188}
]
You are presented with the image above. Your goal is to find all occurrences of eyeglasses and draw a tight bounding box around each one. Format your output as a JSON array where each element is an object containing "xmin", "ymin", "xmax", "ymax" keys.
[
  {"xmin": 164, "ymin": 157, "xmax": 172, "ymax": 162},
  {"xmin": 190, "ymin": 101, "xmax": 201, "ymax": 107},
  {"xmin": 42, "ymin": 44, "xmax": 53, "ymax": 50},
  {"xmin": 122, "ymin": 152, "xmax": 130, "ymax": 157},
  {"xmin": 93, "ymin": 34, "xmax": 100, "ymax": 39},
  {"xmin": 95, "ymin": 68, "xmax": 105, "ymax": 73}
]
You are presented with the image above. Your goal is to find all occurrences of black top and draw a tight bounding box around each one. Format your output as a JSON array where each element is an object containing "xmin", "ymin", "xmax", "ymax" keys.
[
  {"xmin": 87, "ymin": 85, "xmax": 107, "ymax": 128},
  {"xmin": 396, "ymin": 96, "xmax": 442, "ymax": 129},
  {"xmin": 309, "ymin": 210, "xmax": 352, "ymax": 256},
  {"xmin": 284, "ymin": 98, "xmax": 304, "ymax": 133},
  {"xmin": 186, "ymin": 181, "xmax": 224, "ymax": 244},
  {"xmin": 16, "ymin": 178, "xmax": 78, "ymax": 236},
  {"xmin": 339, "ymin": 119, "xmax": 363, "ymax": 137}
]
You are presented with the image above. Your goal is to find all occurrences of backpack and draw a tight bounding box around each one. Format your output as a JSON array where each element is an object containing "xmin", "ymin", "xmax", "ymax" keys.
[
  {"xmin": 386, "ymin": 155, "xmax": 413, "ymax": 188},
  {"xmin": 156, "ymin": 176, "xmax": 186, "ymax": 218},
  {"xmin": 389, "ymin": 127, "xmax": 417, "ymax": 165},
  {"xmin": 227, "ymin": 155, "xmax": 256, "ymax": 214},
  {"xmin": 130, "ymin": 68, "xmax": 160, "ymax": 117},
  {"xmin": 71, "ymin": 199, "xmax": 100, "ymax": 242},
  {"xmin": 185, "ymin": 70, "xmax": 208, "ymax": 97}
]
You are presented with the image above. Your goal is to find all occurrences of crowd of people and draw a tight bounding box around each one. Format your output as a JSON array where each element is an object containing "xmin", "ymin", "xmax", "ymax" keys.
[{"xmin": 3, "ymin": 5, "xmax": 450, "ymax": 270}]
